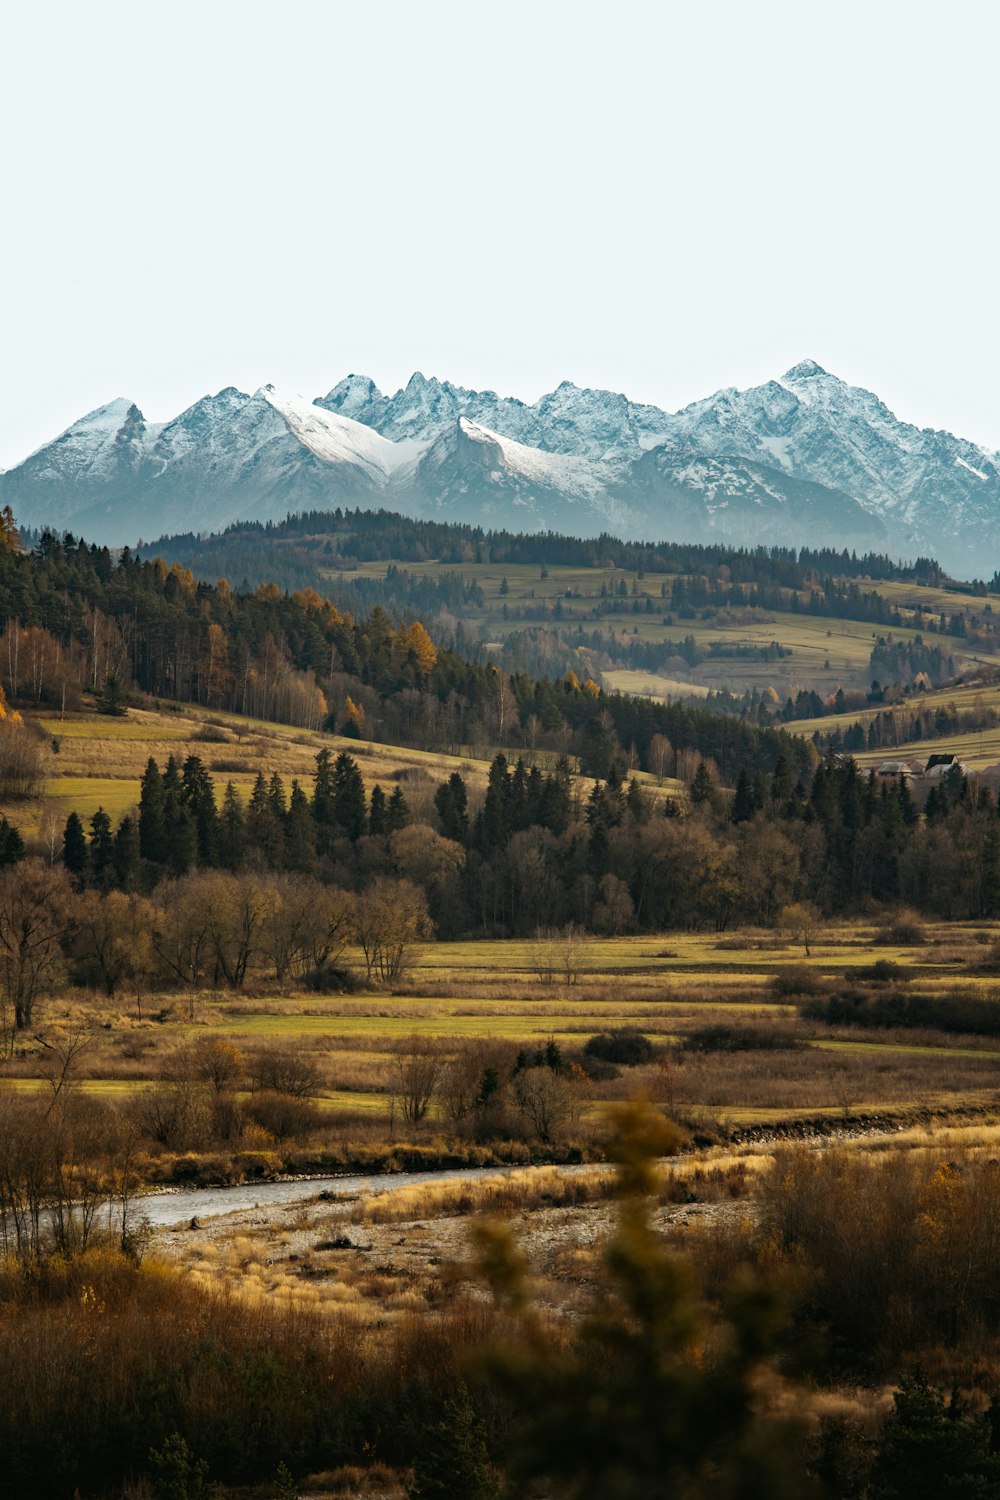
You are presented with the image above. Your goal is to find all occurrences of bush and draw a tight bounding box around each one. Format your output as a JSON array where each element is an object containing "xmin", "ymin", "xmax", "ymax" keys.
[
  {"xmin": 303, "ymin": 964, "xmax": 361, "ymax": 994},
  {"xmin": 579, "ymin": 1056, "xmax": 620, "ymax": 1082},
  {"xmin": 245, "ymin": 1092, "xmax": 324, "ymax": 1141},
  {"xmin": 769, "ymin": 964, "xmax": 826, "ymax": 998},
  {"xmin": 854, "ymin": 959, "xmax": 908, "ymax": 984},
  {"xmin": 802, "ymin": 988, "xmax": 1000, "ymax": 1037},
  {"xmin": 874, "ymin": 910, "xmax": 926, "ymax": 946},
  {"xmin": 192, "ymin": 724, "xmax": 231, "ymax": 744},
  {"xmin": 681, "ymin": 1024, "xmax": 802, "ymax": 1053},
  {"xmin": 583, "ymin": 1028, "xmax": 655, "ymax": 1067},
  {"xmin": 247, "ymin": 1046, "xmax": 321, "ymax": 1098}
]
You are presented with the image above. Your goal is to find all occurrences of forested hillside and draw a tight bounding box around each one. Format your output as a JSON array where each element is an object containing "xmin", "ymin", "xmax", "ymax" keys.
[{"xmin": 0, "ymin": 520, "xmax": 808, "ymax": 783}]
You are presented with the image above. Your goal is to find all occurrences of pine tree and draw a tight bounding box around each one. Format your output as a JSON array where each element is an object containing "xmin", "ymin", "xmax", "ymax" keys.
[
  {"xmin": 218, "ymin": 782, "xmax": 246, "ymax": 871},
  {"xmin": 63, "ymin": 811, "xmax": 89, "ymax": 884},
  {"xmin": 385, "ymin": 784, "xmax": 409, "ymax": 833},
  {"xmin": 331, "ymin": 751, "xmax": 367, "ymax": 840},
  {"xmin": 369, "ymin": 783, "xmax": 387, "ymax": 836},
  {"xmin": 732, "ymin": 767, "xmax": 755, "ymax": 824},
  {"xmin": 870, "ymin": 1375, "xmax": 1000, "ymax": 1500},
  {"xmin": 285, "ymin": 779, "xmax": 317, "ymax": 873},
  {"xmin": 89, "ymin": 808, "xmax": 114, "ymax": 890},
  {"xmin": 138, "ymin": 757, "xmax": 166, "ymax": 863},
  {"xmin": 113, "ymin": 813, "xmax": 141, "ymax": 890},
  {"xmin": 0, "ymin": 817, "xmax": 24, "ymax": 868},
  {"xmin": 408, "ymin": 1385, "xmax": 496, "ymax": 1500}
]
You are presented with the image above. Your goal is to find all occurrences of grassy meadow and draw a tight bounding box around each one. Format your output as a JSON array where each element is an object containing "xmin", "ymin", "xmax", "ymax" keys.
[
  {"xmin": 341, "ymin": 556, "xmax": 996, "ymax": 698},
  {"xmin": 3, "ymin": 700, "xmax": 687, "ymax": 840},
  {"xmin": 11, "ymin": 922, "xmax": 1000, "ymax": 1136}
]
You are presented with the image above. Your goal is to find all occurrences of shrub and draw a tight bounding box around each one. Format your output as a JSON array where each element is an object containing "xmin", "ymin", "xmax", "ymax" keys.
[
  {"xmin": 247, "ymin": 1046, "xmax": 321, "ymax": 1098},
  {"xmin": 583, "ymin": 1028, "xmax": 655, "ymax": 1066},
  {"xmin": 874, "ymin": 910, "xmax": 926, "ymax": 946},
  {"xmin": 303, "ymin": 964, "xmax": 361, "ymax": 994},
  {"xmin": 854, "ymin": 959, "xmax": 907, "ymax": 984},
  {"xmin": 802, "ymin": 988, "xmax": 1000, "ymax": 1037},
  {"xmin": 245, "ymin": 1091, "xmax": 324, "ymax": 1141},
  {"xmin": 769, "ymin": 965, "xmax": 826, "ymax": 998},
  {"xmin": 681, "ymin": 1024, "xmax": 802, "ymax": 1053}
]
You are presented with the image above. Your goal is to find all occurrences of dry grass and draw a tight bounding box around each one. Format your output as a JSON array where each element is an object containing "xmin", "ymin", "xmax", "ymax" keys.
[{"xmin": 357, "ymin": 1164, "xmax": 614, "ymax": 1223}]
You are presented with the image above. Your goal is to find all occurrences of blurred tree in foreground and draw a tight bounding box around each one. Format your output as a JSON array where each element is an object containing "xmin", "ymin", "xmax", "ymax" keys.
[{"xmin": 473, "ymin": 1101, "xmax": 811, "ymax": 1500}]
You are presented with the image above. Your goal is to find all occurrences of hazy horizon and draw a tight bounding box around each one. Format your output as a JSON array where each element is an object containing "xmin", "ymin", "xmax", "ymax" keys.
[{"xmin": 2, "ymin": 0, "xmax": 997, "ymax": 468}]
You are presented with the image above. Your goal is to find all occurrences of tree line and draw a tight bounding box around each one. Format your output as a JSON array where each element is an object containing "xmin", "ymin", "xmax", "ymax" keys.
[{"xmin": 4, "ymin": 738, "xmax": 989, "ymax": 984}]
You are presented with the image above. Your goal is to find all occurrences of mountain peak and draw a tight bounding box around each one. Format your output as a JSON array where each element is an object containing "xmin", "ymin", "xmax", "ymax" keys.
[{"xmin": 783, "ymin": 359, "xmax": 829, "ymax": 381}]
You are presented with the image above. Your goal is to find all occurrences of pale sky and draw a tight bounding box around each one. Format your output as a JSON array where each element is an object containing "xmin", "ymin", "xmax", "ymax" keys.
[{"xmin": 1, "ymin": 0, "xmax": 997, "ymax": 468}]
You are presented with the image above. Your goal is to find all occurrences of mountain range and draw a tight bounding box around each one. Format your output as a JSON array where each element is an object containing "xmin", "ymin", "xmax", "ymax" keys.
[{"xmin": 3, "ymin": 361, "xmax": 998, "ymax": 575}]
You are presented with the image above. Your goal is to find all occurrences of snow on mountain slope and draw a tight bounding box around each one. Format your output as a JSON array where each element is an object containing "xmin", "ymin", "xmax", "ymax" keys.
[
  {"xmin": 4, "ymin": 363, "xmax": 1000, "ymax": 571},
  {"xmin": 145, "ymin": 388, "xmax": 251, "ymax": 472},
  {"xmin": 656, "ymin": 360, "xmax": 1000, "ymax": 569},
  {"xmin": 262, "ymin": 387, "xmax": 425, "ymax": 479},
  {"xmin": 403, "ymin": 415, "xmax": 640, "ymax": 534},
  {"xmin": 447, "ymin": 417, "xmax": 610, "ymax": 496},
  {"xmin": 625, "ymin": 446, "xmax": 887, "ymax": 550},
  {"xmin": 319, "ymin": 374, "xmax": 667, "ymax": 459},
  {"xmin": 21, "ymin": 398, "xmax": 149, "ymax": 483}
]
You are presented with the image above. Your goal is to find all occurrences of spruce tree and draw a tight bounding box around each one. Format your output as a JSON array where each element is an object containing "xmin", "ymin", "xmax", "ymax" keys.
[
  {"xmin": 168, "ymin": 805, "xmax": 198, "ymax": 876},
  {"xmin": 478, "ymin": 755, "xmax": 511, "ymax": 849},
  {"xmin": 113, "ymin": 813, "xmax": 141, "ymax": 890},
  {"xmin": 267, "ymin": 771, "xmax": 287, "ymax": 819},
  {"xmin": 247, "ymin": 771, "xmax": 284, "ymax": 867},
  {"xmin": 182, "ymin": 754, "xmax": 218, "ymax": 864},
  {"xmin": 732, "ymin": 767, "xmax": 755, "ymax": 824},
  {"xmin": 285, "ymin": 779, "xmax": 317, "ymax": 873},
  {"xmin": 218, "ymin": 782, "xmax": 246, "ymax": 871},
  {"xmin": 434, "ymin": 772, "xmax": 469, "ymax": 843},
  {"xmin": 385, "ymin": 784, "xmax": 409, "ymax": 833},
  {"xmin": 369, "ymin": 783, "xmax": 387, "ymax": 836},
  {"xmin": 138, "ymin": 757, "xmax": 166, "ymax": 863},
  {"xmin": 63, "ymin": 811, "xmax": 89, "ymax": 884},
  {"xmin": 331, "ymin": 751, "xmax": 367, "ymax": 840},
  {"xmin": 312, "ymin": 748, "xmax": 336, "ymax": 827},
  {"xmin": 408, "ymin": 1385, "xmax": 496, "ymax": 1500},
  {"xmin": 0, "ymin": 817, "xmax": 24, "ymax": 868},
  {"xmin": 690, "ymin": 762, "xmax": 714, "ymax": 806},
  {"xmin": 89, "ymin": 808, "xmax": 115, "ymax": 890}
]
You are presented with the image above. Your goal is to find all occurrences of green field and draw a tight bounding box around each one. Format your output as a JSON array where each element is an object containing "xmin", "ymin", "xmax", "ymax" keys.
[
  {"xmin": 342, "ymin": 558, "xmax": 994, "ymax": 698},
  {"xmin": 10, "ymin": 925, "xmax": 1000, "ymax": 1129}
]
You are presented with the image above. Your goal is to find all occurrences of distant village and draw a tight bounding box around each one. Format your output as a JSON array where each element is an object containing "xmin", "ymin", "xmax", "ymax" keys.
[{"xmin": 876, "ymin": 752, "xmax": 972, "ymax": 782}]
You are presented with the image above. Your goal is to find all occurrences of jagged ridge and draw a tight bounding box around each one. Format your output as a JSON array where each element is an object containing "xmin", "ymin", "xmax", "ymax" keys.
[{"xmin": 2, "ymin": 364, "xmax": 997, "ymax": 572}]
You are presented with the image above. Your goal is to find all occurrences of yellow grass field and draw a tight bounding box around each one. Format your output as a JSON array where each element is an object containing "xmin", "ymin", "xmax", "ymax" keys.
[
  {"xmin": 341, "ymin": 558, "xmax": 997, "ymax": 698},
  {"xmin": 0, "ymin": 700, "xmax": 686, "ymax": 840},
  {"xmin": 10, "ymin": 925, "xmax": 1000, "ymax": 1130}
]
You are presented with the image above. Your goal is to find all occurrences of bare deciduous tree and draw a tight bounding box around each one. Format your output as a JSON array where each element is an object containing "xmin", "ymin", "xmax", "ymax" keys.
[
  {"xmin": 390, "ymin": 1035, "xmax": 445, "ymax": 1125},
  {"xmin": 354, "ymin": 878, "xmax": 432, "ymax": 984},
  {"xmin": 0, "ymin": 860, "xmax": 75, "ymax": 1035}
]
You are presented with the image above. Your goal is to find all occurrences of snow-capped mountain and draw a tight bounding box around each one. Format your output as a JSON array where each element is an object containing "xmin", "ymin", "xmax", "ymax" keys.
[
  {"xmin": 2, "ymin": 363, "xmax": 998, "ymax": 573},
  {"xmin": 652, "ymin": 360, "xmax": 1000, "ymax": 569}
]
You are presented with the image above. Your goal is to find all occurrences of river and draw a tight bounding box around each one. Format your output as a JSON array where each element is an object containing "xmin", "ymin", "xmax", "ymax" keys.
[{"xmin": 138, "ymin": 1164, "xmax": 530, "ymax": 1228}]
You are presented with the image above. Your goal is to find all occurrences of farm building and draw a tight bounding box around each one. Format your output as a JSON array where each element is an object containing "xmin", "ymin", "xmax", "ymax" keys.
[
  {"xmin": 877, "ymin": 760, "xmax": 914, "ymax": 779},
  {"xmin": 923, "ymin": 753, "xmax": 973, "ymax": 781}
]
